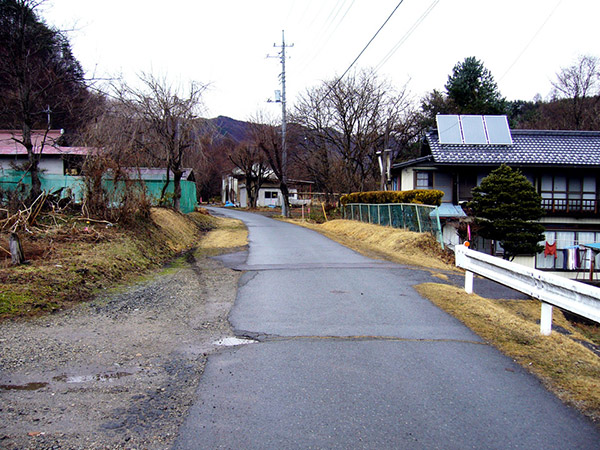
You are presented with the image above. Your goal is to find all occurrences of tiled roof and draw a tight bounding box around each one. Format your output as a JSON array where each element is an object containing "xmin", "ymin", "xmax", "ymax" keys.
[{"xmin": 425, "ymin": 129, "xmax": 600, "ymax": 166}]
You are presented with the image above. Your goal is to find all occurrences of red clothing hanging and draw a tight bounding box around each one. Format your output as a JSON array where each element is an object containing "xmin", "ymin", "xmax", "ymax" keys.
[{"xmin": 544, "ymin": 242, "xmax": 557, "ymax": 258}]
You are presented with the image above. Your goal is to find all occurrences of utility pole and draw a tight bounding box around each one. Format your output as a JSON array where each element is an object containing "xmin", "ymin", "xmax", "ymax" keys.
[{"xmin": 269, "ymin": 30, "xmax": 293, "ymax": 217}]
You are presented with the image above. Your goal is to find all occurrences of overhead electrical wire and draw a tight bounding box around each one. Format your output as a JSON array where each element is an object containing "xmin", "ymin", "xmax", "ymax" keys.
[
  {"xmin": 374, "ymin": 0, "xmax": 439, "ymax": 72},
  {"xmin": 499, "ymin": 0, "xmax": 563, "ymax": 82},
  {"xmin": 317, "ymin": 0, "xmax": 406, "ymax": 105},
  {"xmin": 296, "ymin": 0, "xmax": 355, "ymax": 75}
]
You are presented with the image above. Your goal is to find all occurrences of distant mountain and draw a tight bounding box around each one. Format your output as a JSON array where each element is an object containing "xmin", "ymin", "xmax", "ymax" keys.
[{"xmin": 207, "ymin": 116, "xmax": 252, "ymax": 143}]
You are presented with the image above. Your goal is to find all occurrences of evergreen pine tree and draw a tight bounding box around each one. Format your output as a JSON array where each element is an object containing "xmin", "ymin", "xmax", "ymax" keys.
[
  {"xmin": 445, "ymin": 56, "xmax": 506, "ymax": 115},
  {"xmin": 468, "ymin": 164, "xmax": 545, "ymax": 260}
]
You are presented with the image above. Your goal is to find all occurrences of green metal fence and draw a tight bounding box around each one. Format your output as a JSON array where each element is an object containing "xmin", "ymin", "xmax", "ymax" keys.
[
  {"xmin": 342, "ymin": 203, "xmax": 443, "ymax": 247},
  {"xmin": 0, "ymin": 171, "xmax": 85, "ymax": 201},
  {"xmin": 0, "ymin": 170, "xmax": 197, "ymax": 213},
  {"xmin": 143, "ymin": 179, "xmax": 197, "ymax": 214}
]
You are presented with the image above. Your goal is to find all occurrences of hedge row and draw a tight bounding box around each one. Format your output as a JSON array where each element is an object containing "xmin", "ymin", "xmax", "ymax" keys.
[{"xmin": 340, "ymin": 190, "xmax": 444, "ymax": 206}]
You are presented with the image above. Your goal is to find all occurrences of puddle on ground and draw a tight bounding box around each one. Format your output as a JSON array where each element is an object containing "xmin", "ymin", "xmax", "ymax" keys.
[
  {"xmin": 0, "ymin": 382, "xmax": 48, "ymax": 391},
  {"xmin": 53, "ymin": 371, "xmax": 133, "ymax": 383},
  {"xmin": 213, "ymin": 337, "xmax": 257, "ymax": 347}
]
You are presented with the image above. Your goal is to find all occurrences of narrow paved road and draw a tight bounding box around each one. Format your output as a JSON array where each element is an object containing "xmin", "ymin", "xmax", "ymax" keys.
[{"xmin": 174, "ymin": 208, "xmax": 600, "ymax": 449}]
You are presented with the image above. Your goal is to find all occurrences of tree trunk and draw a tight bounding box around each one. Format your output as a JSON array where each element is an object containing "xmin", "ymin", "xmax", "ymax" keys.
[
  {"xmin": 280, "ymin": 181, "xmax": 291, "ymax": 218},
  {"xmin": 9, "ymin": 233, "xmax": 25, "ymax": 265},
  {"xmin": 22, "ymin": 124, "xmax": 43, "ymax": 202},
  {"xmin": 29, "ymin": 157, "xmax": 42, "ymax": 201},
  {"xmin": 173, "ymin": 170, "xmax": 183, "ymax": 211},
  {"xmin": 160, "ymin": 168, "xmax": 171, "ymax": 206}
]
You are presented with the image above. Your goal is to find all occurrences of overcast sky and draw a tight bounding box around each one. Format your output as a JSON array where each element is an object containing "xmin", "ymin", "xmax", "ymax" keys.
[{"xmin": 43, "ymin": 0, "xmax": 598, "ymax": 122}]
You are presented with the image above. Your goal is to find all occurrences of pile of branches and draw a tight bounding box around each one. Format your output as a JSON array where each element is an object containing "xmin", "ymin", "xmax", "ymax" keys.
[
  {"xmin": 1, "ymin": 192, "xmax": 51, "ymax": 234},
  {"xmin": 1, "ymin": 190, "xmax": 115, "ymax": 265},
  {"xmin": 1, "ymin": 189, "xmax": 116, "ymax": 232}
]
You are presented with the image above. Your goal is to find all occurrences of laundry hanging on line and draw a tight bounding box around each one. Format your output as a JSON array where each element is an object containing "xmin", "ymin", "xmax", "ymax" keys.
[{"xmin": 544, "ymin": 242, "xmax": 557, "ymax": 258}]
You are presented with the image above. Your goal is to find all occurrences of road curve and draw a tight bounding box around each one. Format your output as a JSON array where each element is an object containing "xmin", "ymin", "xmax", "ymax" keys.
[{"xmin": 174, "ymin": 208, "xmax": 600, "ymax": 449}]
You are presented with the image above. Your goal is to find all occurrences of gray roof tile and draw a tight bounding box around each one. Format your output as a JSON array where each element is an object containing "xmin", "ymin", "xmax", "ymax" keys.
[{"xmin": 426, "ymin": 129, "xmax": 600, "ymax": 166}]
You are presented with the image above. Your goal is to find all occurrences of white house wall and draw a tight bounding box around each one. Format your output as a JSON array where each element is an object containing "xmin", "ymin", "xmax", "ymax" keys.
[
  {"xmin": 1, "ymin": 155, "xmax": 64, "ymax": 175},
  {"xmin": 40, "ymin": 158, "xmax": 64, "ymax": 174},
  {"xmin": 235, "ymin": 186, "xmax": 300, "ymax": 208},
  {"xmin": 400, "ymin": 167, "xmax": 415, "ymax": 191},
  {"xmin": 239, "ymin": 187, "xmax": 248, "ymax": 208}
]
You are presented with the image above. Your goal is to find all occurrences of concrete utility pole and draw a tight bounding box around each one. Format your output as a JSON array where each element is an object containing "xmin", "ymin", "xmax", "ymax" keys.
[
  {"xmin": 270, "ymin": 30, "xmax": 293, "ymax": 217},
  {"xmin": 376, "ymin": 149, "xmax": 392, "ymax": 191}
]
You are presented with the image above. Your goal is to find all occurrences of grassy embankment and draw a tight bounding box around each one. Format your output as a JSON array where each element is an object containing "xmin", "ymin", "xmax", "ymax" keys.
[
  {"xmin": 0, "ymin": 208, "xmax": 246, "ymax": 319},
  {"xmin": 294, "ymin": 218, "xmax": 600, "ymax": 424}
]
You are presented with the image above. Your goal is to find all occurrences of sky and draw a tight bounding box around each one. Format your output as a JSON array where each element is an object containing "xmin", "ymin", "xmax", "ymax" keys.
[{"xmin": 42, "ymin": 0, "xmax": 599, "ymax": 122}]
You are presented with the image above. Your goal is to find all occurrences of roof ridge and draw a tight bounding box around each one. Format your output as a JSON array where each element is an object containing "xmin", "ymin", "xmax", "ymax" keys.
[{"xmin": 511, "ymin": 129, "xmax": 600, "ymax": 136}]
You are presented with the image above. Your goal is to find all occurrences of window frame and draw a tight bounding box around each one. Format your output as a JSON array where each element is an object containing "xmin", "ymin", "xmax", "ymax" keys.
[{"xmin": 414, "ymin": 170, "xmax": 433, "ymax": 190}]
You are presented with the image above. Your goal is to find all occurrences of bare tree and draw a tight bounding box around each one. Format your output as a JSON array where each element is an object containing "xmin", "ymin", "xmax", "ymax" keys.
[
  {"xmin": 112, "ymin": 73, "xmax": 208, "ymax": 210},
  {"xmin": 551, "ymin": 55, "xmax": 600, "ymax": 130},
  {"xmin": 0, "ymin": 0, "xmax": 90, "ymax": 200},
  {"xmin": 293, "ymin": 69, "xmax": 419, "ymax": 194},
  {"xmin": 77, "ymin": 98, "xmax": 144, "ymax": 221},
  {"xmin": 250, "ymin": 112, "xmax": 293, "ymax": 215},
  {"xmin": 227, "ymin": 142, "xmax": 269, "ymax": 208}
]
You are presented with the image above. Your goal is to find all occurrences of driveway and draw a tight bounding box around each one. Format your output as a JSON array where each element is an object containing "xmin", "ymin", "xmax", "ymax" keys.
[{"xmin": 174, "ymin": 208, "xmax": 600, "ymax": 449}]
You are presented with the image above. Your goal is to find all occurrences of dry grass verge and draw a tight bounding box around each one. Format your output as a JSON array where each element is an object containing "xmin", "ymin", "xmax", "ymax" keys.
[
  {"xmin": 196, "ymin": 216, "xmax": 247, "ymax": 256},
  {"xmin": 288, "ymin": 219, "xmax": 455, "ymax": 271},
  {"xmin": 0, "ymin": 208, "xmax": 245, "ymax": 320},
  {"xmin": 416, "ymin": 283, "xmax": 600, "ymax": 422}
]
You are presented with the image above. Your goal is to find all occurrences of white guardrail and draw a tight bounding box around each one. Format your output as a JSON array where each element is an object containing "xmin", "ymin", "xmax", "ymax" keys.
[{"xmin": 454, "ymin": 245, "xmax": 600, "ymax": 335}]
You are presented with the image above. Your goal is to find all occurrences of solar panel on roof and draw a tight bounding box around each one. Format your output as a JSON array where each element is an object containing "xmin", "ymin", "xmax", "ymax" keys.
[
  {"xmin": 436, "ymin": 115, "xmax": 462, "ymax": 144},
  {"xmin": 461, "ymin": 115, "xmax": 488, "ymax": 144},
  {"xmin": 436, "ymin": 114, "xmax": 513, "ymax": 145},
  {"xmin": 484, "ymin": 115, "xmax": 513, "ymax": 145}
]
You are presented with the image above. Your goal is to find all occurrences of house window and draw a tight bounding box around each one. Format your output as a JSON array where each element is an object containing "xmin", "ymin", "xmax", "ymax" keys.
[
  {"xmin": 264, "ymin": 191, "xmax": 279, "ymax": 199},
  {"xmin": 536, "ymin": 230, "xmax": 600, "ymax": 271},
  {"xmin": 63, "ymin": 155, "xmax": 84, "ymax": 176},
  {"xmin": 415, "ymin": 171, "xmax": 433, "ymax": 189},
  {"xmin": 458, "ymin": 173, "xmax": 477, "ymax": 202},
  {"xmin": 540, "ymin": 175, "xmax": 597, "ymax": 213}
]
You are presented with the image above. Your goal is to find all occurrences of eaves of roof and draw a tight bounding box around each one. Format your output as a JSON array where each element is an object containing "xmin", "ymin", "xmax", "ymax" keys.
[{"xmin": 391, "ymin": 155, "xmax": 433, "ymax": 170}]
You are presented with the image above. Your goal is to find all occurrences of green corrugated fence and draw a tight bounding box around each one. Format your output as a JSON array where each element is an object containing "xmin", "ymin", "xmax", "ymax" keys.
[
  {"xmin": 0, "ymin": 171, "xmax": 86, "ymax": 202},
  {"xmin": 142, "ymin": 179, "xmax": 197, "ymax": 214},
  {"xmin": 342, "ymin": 203, "xmax": 443, "ymax": 248},
  {"xmin": 0, "ymin": 170, "xmax": 197, "ymax": 214}
]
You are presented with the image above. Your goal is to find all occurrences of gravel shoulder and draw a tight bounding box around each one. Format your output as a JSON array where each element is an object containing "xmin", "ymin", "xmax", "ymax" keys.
[{"xmin": 0, "ymin": 250, "xmax": 242, "ymax": 449}]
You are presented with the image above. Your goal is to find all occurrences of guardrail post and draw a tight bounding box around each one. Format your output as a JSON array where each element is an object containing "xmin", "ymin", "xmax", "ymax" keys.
[
  {"xmin": 465, "ymin": 270, "xmax": 474, "ymax": 294},
  {"xmin": 540, "ymin": 302, "xmax": 553, "ymax": 336}
]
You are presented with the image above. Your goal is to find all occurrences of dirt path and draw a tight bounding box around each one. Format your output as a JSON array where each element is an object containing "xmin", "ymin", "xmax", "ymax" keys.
[{"xmin": 0, "ymin": 251, "xmax": 242, "ymax": 449}]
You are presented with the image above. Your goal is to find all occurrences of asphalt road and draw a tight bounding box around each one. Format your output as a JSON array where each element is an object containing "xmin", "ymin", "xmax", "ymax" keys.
[{"xmin": 174, "ymin": 208, "xmax": 600, "ymax": 449}]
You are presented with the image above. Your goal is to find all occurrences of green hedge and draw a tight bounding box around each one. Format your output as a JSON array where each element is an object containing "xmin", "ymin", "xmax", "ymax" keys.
[{"xmin": 340, "ymin": 190, "xmax": 444, "ymax": 206}]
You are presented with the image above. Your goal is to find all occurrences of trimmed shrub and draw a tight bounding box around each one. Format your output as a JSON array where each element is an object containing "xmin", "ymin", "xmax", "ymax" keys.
[{"xmin": 340, "ymin": 190, "xmax": 443, "ymax": 206}]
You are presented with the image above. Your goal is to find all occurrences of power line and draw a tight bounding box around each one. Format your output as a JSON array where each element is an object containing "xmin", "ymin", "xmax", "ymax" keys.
[
  {"xmin": 296, "ymin": 0, "xmax": 355, "ymax": 75},
  {"xmin": 318, "ymin": 0, "xmax": 405, "ymax": 105},
  {"xmin": 374, "ymin": 0, "xmax": 439, "ymax": 72},
  {"xmin": 499, "ymin": 0, "xmax": 563, "ymax": 83}
]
